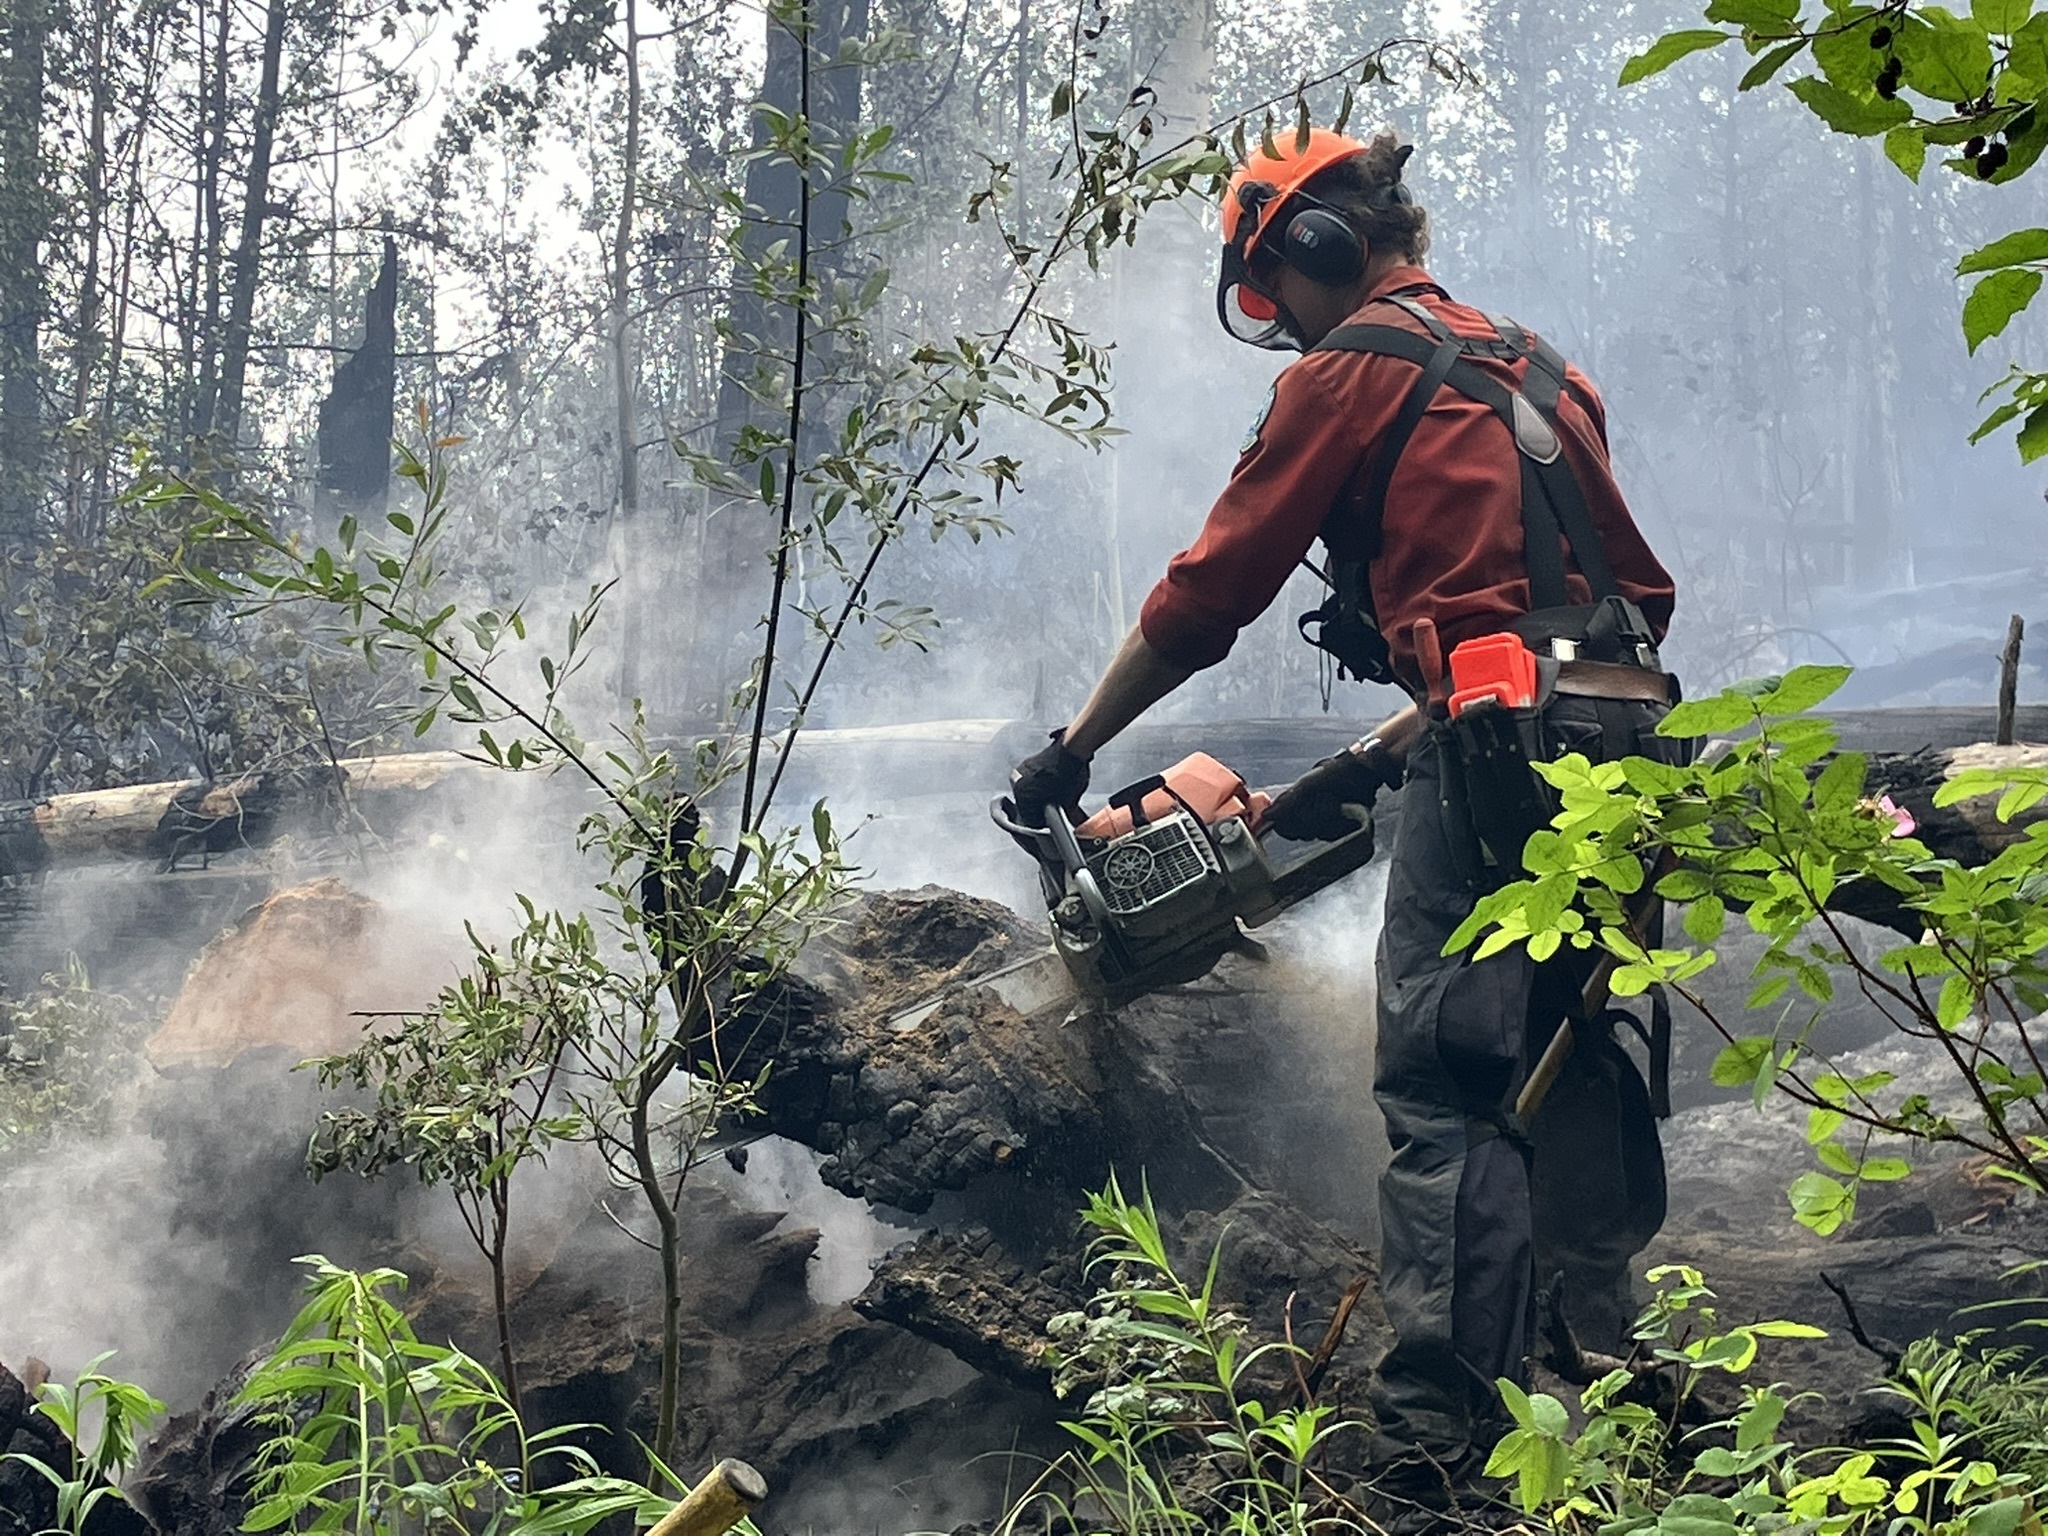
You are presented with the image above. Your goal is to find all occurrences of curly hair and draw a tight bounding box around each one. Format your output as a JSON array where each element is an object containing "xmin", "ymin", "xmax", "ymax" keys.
[{"xmin": 1299, "ymin": 132, "xmax": 1429, "ymax": 264}]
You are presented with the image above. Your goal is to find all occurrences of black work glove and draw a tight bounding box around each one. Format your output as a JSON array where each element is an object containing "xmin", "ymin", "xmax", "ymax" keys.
[
  {"xmin": 1007, "ymin": 728, "xmax": 1091, "ymax": 829},
  {"xmin": 1266, "ymin": 741, "xmax": 1399, "ymax": 842}
]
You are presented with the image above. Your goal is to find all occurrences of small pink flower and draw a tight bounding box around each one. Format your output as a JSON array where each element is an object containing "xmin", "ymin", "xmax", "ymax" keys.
[{"xmin": 1878, "ymin": 794, "xmax": 1916, "ymax": 838}]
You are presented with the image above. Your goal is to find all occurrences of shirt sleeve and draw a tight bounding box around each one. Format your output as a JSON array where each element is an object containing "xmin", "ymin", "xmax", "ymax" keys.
[{"xmin": 1138, "ymin": 361, "xmax": 1374, "ymax": 670}]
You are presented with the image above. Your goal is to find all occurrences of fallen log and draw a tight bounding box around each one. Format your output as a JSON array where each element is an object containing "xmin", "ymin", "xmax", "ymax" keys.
[{"xmin": 0, "ymin": 752, "xmax": 482, "ymax": 877}]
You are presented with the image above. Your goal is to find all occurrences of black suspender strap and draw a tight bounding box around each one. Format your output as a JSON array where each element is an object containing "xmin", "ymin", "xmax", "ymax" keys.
[
  {"xmin": 1316, "ymin": 307, "xmax": 1621, "ymax": 609},
  {"xmin": 1489, "ymin": 320, "xmax": 1619, "ymax": 604},
  {"xmin": 1353, "ymin": 329, "xmax": 1463, "ymax": 562}
]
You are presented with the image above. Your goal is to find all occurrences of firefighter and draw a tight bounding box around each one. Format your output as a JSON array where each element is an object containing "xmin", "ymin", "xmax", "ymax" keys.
[{"xmin": 1007, "ymin": 129, "xmax": 1684, "ymax": 1527}]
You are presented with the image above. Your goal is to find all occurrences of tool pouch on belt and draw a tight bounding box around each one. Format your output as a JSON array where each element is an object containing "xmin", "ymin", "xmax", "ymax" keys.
[{"xmin": 1443, "ymin": 696, "xmax": 1556, "ymax": 882}]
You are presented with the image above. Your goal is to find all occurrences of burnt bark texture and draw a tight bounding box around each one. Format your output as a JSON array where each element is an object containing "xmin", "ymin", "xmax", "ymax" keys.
[{"xmin": 316, "ymin": 237, "xmax": 399, "ymax": 508}]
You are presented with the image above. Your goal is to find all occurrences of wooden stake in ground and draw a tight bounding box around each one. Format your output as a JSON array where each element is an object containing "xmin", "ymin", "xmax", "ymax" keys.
[
  {"xmin": 1998, "ymin": 613, "xmax": 2025, "ymax": 747},
  {"xmin": 647, "ymin": 1460, "xmax": 767, "ymax": 1536}
]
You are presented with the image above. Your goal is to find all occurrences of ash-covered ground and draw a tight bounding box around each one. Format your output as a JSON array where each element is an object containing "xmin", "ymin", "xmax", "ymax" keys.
[{"xmin": 4, "ymin": 718, "xmax": 2045, "ymax": 1535}]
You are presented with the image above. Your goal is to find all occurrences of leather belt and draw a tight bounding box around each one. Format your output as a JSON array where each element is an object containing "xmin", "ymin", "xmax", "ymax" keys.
[{"xmin": 1551, "ymin": 658, "xmax": 1676, "ymax": 704}]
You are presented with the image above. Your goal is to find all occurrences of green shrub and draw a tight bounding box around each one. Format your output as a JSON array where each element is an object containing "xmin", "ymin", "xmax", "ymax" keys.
[
  {"xmin": 1002, "ymin": 1173, "xmax": 1371, "ymax": 1536},
  {"xmin": 0, "ymin": 1353, "xmax": 164, "ymax": 1536},
  {"xmin": 1487, "ymin": 1266, "xmax": 2042, "ymax": 1536},
  {"xmin": 238, "ymin": 1256, "xmax": 670, "ymax": 1536}
]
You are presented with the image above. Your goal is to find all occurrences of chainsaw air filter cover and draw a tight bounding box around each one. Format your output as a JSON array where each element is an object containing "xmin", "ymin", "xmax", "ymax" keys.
[{"xmin": 1088, "ymin": 812, "xmax": 1220, "ymax": 920}]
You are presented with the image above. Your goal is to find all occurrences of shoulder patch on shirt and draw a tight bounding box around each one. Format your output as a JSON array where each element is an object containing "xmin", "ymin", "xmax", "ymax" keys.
[{"xmin": 1239, "ymin": 382, "xmax": 1276, "ymax": 457}]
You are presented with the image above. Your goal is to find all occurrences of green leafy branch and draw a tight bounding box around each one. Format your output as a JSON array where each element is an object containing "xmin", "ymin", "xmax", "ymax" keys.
[
  {"xmin": 1487, "ymin": 1263, "xmax": 2045, "ymax": 1536},
  {"xmin": 1448, "ymin": 663, "xmax": 2048, "ymax": 1232},
  {"xmin": 0, "ymin": 1354, "xmax": 165, "ymax": 1536},
  {"xmin": 239, "ymin": 1257, "xmax": 670, "ymax": 1536}
]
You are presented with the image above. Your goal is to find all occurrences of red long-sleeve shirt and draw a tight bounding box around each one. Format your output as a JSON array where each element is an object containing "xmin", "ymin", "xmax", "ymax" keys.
[{"xmin": 1138, "ymin": 267, "xmax": 1675, "ymax": 697}]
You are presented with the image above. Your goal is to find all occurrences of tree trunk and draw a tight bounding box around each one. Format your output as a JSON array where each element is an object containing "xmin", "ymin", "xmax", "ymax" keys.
[
  {"xmin": 315, "ymin": 237, "xmax": 399, "ymax": 515},
  {"xmin": 198, "ymin": 0, "xmax": 290, "ymax": 448},
  {"xmin": 187, "ymin": 0, "xmax": 233, "ymax": 444},
  {"xmin": 1850, "ymin": 156, "xmax": 1904, "ymax": 590},
  {"xmin": 690, "ymin": 0, "xmax": 868, "ymax": 719},
  {"xmin": 612, "ymin": 0, "xmax": 645, "ymax": 707},
  {"xmin": 64, "ymin": 0, "xmax": 109, "ymax": 540},
  {"xmin": 0, "ymin": 0, "xmax": 50, "ymax": 544}
]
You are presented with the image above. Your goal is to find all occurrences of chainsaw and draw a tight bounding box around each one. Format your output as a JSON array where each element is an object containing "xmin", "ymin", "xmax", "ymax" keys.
[{"xmin": 989, "ymin": 751, "xmax": 1378, "ymax": 1009}]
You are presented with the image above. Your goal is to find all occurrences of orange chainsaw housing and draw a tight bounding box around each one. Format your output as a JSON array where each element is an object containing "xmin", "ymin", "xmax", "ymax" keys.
[{"xmin": 1076, "ymin": 752, "xmax": 1273, "ymax": 840}]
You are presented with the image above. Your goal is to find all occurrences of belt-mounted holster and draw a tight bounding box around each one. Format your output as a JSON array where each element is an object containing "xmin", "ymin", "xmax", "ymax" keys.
[{"xmin": 1441, "ymin": 695, "xmax": 1556, "ymax": 884}]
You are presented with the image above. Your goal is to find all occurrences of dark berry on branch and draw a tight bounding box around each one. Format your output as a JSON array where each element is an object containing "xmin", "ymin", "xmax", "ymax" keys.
[
  {"xmin": 1983, "ymin": 141, "xmax": 2011, "ymax": 173},
  {"xmin": 1966, "ymin": 135, "xmax": 1987, "ymax": 157},
  {"xmin": 1870, "ymin": 24, "xmax": 1892, "ymax": 46}
]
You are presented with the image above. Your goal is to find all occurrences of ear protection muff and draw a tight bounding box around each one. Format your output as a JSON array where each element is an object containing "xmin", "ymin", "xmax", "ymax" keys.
[
  {"xmin": 1217, "ymin": 182, "xmax": 1372, "ymax": 349},
  {"xmin": 1278, "ymin": 201, "xmax": 1365, "ymax": 287}
]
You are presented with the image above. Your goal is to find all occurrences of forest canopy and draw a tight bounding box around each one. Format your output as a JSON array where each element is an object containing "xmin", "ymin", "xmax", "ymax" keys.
[{"xmin": 0, "ymin": 0, "xmax": 2037, "ymax": 803}]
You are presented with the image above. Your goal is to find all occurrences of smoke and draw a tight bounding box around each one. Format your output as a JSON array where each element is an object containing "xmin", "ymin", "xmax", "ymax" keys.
[{"xmin": 706, "ymin": 1136, "xmax": 925, "ymax": 1305}]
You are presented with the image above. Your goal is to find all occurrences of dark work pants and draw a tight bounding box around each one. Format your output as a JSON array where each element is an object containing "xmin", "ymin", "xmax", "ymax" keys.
[{"xmin": 1368, "ymin": 699, "xmax": 1671, "ymax": 1462}]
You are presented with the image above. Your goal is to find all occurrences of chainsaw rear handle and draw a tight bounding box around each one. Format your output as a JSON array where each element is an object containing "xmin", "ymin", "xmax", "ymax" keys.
[{"xmin": 990, "ymin": 796, "xmax": 1117, "ymax": 936}]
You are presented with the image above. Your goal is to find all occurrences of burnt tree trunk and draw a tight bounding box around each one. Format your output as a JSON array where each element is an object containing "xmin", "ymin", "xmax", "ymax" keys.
[
  {"xmin": 194, "ymin": 0, "xmax": 288, "ymax": 448},
  {"xmin": 687, "ymin": 0, "xmax": 869, "ymax": 718},
  {"xmin": 0, "ymin": 0, "xmax": 49, "ymax": 544},
  {"xmin": 316, "ymin": 236, "xmax": 399, "ymax": 516}
]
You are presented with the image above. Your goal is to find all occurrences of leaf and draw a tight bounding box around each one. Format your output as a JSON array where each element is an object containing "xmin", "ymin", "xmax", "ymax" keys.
[
  {"xmin": 1684, "ymin": 893, "xmax": 1727, "ymax": 944},
  {"xmin": 1787, "ymin": 74, "xmax": 1914, "ymax": 135},
  {"xmin": 1496, "ymin": 1375, "xmax": 1535, "ymax": 1427},
  {"xmin": 1706, "ymin": 0, "xmax": 1799, "ymax": 24},
  {"xmin": 1787, "ymin": 1170, "xmax": 1857, "ymax": 1234},
  {"xmin": 1620, "ymin": 29, "xmax": 1733, "ymax": 87},
  {"xmin": 1742, "ymin": 37, "xmax": 1809, "ymax": 88},
  {"xmin": 1860, "ymin": 1156, "xmax": 1912, "ymax": 1181},
  {"xmin": 1816, "ymin": 1137, "xmax": 1860, "ymax": 1174},
  {"xmin": 1958, "ymin": 228, "xmax": 2048, "ymax": 273},
  {"xmin": 2006, "ymin": 13, "xmax": 2048, "ymax": 94},
  {"xmin": 1812, "ymin": 750, "xmax": 1868, "ymax": 813},
  {"xmin": 1896, "ymin": 6, "xmax": 1994, "ymax": 100},
  {"xmin": 1967, "ymin": 1495, "xmax": 2032, "ymax": 1536},
  {"xmin": 1712, "ymin": 1036, "xmax": 1775, "ymax": 1088},
  {"xmin": 1886, "ymin": 124, "xmax": 1929, "ymax": 179},
  {"xmin": 1660, "ymin": 691, "xmax": 1759, "ymax": 737},
  {"xmin": 1937, "ymin": 973, "xmax": 1977, "ymax": 1028},
  {"xmin": 1736, "ymin": 1390, "xmax": 1789, "ymax": 1450},
  {"xmin": 1747, "ymin": 1319, "xmax": 1829, "ymax": 1338},
  {"xmin": 2020, "ymin": 400, "xmax": 2048, "ymax": 462},
  {"xmin": 1964, "ymin": 269, "xmax": 2044, "ymax": 353},
  {"xmin": 1974, "ymin": 0, "xmax": 2031, "ymax": 32},
  {"xmin": 1813, "ymin": 7, "xmax": 1886, "ymax": 91},
  {"xmin": 1758, "ymin": 663, "xmax": 1853, "ymax": 714}
]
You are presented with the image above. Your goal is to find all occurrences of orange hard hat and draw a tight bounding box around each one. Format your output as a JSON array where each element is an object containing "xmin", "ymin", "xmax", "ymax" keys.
[
  {"xmin": 1218, "ymin": 128, "xmax": 1370, "ymax": 346},
  {"xmin": 1222, "ymin": 128, "xmax": 1371, "ymax": 258}
]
